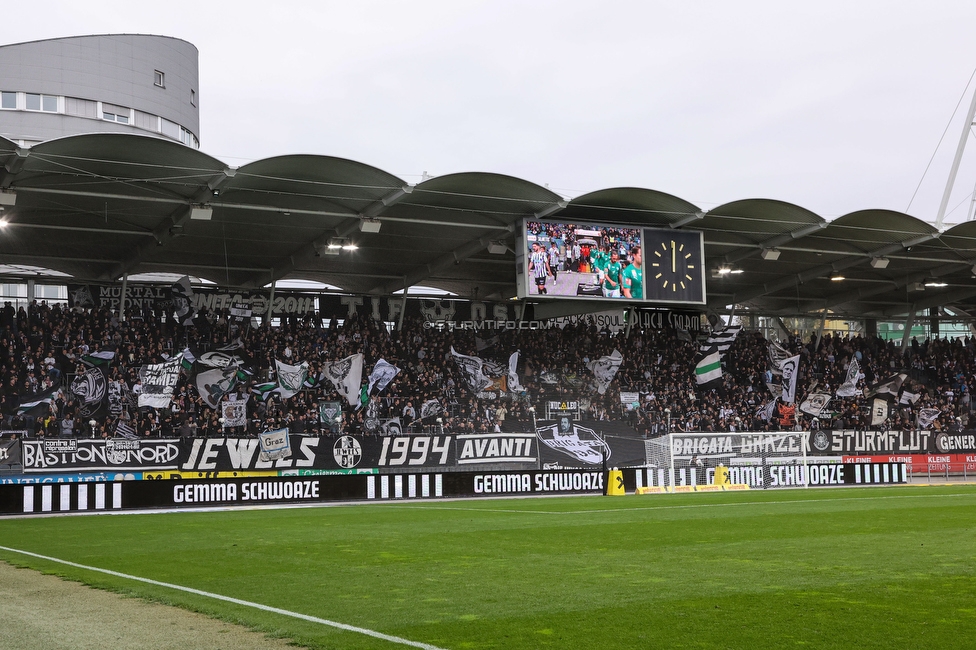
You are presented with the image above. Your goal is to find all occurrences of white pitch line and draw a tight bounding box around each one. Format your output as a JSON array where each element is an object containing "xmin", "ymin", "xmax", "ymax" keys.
[
  {"xmin": 397, "ymin": 490, "xmax": 976, "ymax": 516},
  {"xmin": 0, "ymin": 545, "xmax": 447, "ymax": 650}
]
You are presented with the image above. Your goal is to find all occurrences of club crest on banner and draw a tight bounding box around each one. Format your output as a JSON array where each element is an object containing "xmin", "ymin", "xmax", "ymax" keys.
[
  {"xmin": 537, "ymin": 422, "xmax": 610, "ymax": 464},
  {"xmin": 333, "ymin": 435, "xmax": 363, "ymax": 468}
]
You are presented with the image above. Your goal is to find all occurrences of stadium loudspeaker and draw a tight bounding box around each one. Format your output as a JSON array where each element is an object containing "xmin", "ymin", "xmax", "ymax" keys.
[{"xmin": 606, "ymin": 469, "xmax": 626, "ymax": 496}]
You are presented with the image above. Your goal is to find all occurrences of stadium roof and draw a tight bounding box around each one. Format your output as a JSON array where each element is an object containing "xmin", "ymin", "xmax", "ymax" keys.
[{"xmin": 2, "ymin": 132, "xmax": 976, "ymax": 321}]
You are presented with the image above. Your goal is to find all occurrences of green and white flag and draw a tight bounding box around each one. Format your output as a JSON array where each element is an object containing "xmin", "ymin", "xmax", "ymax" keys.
[
  {"xmin": 695, "ymin": 348, "xmax": 722, "ymax": 385},
  {"xmin": 274, "ymin": 359, "xmax": 309, "ymax": 400},
  {"xmin": 82, "ymin": 347, "xmax": 116, "ymax": 367}
]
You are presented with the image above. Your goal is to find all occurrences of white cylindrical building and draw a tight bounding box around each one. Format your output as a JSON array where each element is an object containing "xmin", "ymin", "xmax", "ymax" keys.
[{"xmin": 0, "ymin": 34, "xmax": 200, "ymax": 148}]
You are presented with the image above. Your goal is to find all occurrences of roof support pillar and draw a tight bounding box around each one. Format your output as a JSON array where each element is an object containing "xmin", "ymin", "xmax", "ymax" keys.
[{"xmin": 901, "ymin": 304, "xmax": 917, "ymax": 354}]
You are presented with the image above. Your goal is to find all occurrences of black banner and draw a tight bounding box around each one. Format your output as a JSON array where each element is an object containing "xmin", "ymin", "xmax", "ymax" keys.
[
  {"xmin": 68, "ymin": 284, "xmax": 317, "ymax": 316},
  {"xmin": 807, "ymin": 430, "xmax": 938, "ymax": 455},
  {"xmin": 444, "ymin": 469, "xmax": 606, "ymax": 496},
  {"xmin": 66, "ymin": 284, "xmax": 704, "ymax": 332},
  {"xmin": 0, "ymin": 439, "xmax": 20, "ymax": 469},
  {"xmin": 536, "ymin": 420, "xmax": 646, "ymax": 469},
  {"xmin": 727, "ymin": 462, "xmax": 907, "ymax": 488},
  {"xmin": 21, "ymin": 439, "xmax": 181, "ymax": 472}
]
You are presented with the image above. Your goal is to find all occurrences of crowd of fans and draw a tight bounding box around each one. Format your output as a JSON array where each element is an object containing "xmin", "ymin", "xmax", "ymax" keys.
[{"xmin": 0, "ymin": 298, "xmax": 973, "ymax": 440}]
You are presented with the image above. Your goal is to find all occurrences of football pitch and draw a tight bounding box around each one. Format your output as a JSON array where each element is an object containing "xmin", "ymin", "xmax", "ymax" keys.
[{"xmin": 1, "ymin": 485, "xmax": 975, "ymax": 649}]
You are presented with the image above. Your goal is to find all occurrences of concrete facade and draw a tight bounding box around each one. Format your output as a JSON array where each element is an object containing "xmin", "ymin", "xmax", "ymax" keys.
[{"xmin": 0, "ymin": 34, "xmax": 199, "ymax": 147}]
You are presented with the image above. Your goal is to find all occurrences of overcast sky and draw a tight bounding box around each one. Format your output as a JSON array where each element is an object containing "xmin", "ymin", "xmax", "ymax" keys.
[{"xmin": 6, "ymin": 1, "xmax": 976, "ymax": 224}]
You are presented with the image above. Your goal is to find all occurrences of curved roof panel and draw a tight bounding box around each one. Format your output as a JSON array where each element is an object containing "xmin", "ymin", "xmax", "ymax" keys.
[
  {"xmin": 2, "ymin": 132, "xmax": 976, "ymax": 318},
  {"xmin": 561, "ymin": 187, "xmax": 701, "ymax": 227}
]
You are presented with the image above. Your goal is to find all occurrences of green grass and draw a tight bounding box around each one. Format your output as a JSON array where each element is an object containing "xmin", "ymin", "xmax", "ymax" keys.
[{"xmin": 1, "ymin": 485, "xmax": 975, "ymax": 649}]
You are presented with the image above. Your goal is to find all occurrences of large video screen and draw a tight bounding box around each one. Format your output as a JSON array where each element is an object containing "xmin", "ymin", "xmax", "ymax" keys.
[{"xmin": 517, "ymin": 219, "xmax": 706, "ymax": 305}]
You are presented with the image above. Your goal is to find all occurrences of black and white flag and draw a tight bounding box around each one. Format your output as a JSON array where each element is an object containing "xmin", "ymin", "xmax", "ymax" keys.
[
  {"xmin": 71, "ymin": 366, "xmax": 108, "ymax": 418},
  {"xmin": 450, "ymin": 347, "xmax": 493, "ymax": 394},
  {"xmin": 229, "ymin": 302, "xmax": 252, "ymax": 323},
  {"xmin": 170, "ymin": 275, "xmax": 196, "ymax": 326},
  {"xmin": 16, "ymin": 385, "xmax": 61, "ymax": 417},
  {"xmin": 587, "ymin": 349, "xmax": 623, "ymax": 395},
  {"xmin": 779, "ymin": 355, "xmax": 801, "ymax": 404},
  {"xmin": 899, "ymin": 390, "xmax": 921, "ymax": 405},
  {"xmin": 196, "ymin": 366, "xmax": 241, "ymax": 409},
  {"xmin": 866, "ymin": 373, "xmax": 907, "ymax": 398},
  {"xmin": 114, "ymin": 420, "xmax": 137, "ymax": 439},
  {"xmin": 107, "ymin": 380, "xmax": 124, "ymax": 417},
  {"xmin": 366, "ymin": 359, "xmax": 400, "ymax": 397},
  {"xmin": 419, "ymin": 399, "xmax": 442, "ymax": 421},
  {"xmin": 757, "ymin": 397, "xmax": 778, "ymax": 422},
  {"xmin": 917, "ymin": 408, "xmax": 941, "ymax": 429},
  {"xmin": 138, "ymin": 356, "xmax": 183, "ymax": 409},
  {"xmin": 275, "ymin": 359, "xmax": 309, "ymax": 400},
  {"xmin": 323, "ymin": 353, "xmax": 364, "ymax": 407},
  {"xmin": 768, "ymin": 340, "xmax": 792, "ymax": 376},
  {"xmin": 701, "ymin": 325, "xmax": 741, "ymax": 356},
  {"xmin": 835, "ymin": 358, "xmax": 861, "ymax": 398}
]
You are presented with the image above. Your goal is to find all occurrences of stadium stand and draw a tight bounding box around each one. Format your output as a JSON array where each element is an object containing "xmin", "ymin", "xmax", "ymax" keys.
[{"xmin": 0, "ymin": 298, "xmax": 970, "ymax": 440}]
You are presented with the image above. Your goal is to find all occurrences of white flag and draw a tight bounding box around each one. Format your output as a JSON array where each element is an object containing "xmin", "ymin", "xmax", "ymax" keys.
[
  {"xmin": 779, "ymin": 355, "xmax": 800, "ymax": 404},
  {"xmin": 323, "ymin": 353, "xmax": 364, "ymax": 407},
  {"xmin": 870, "ymin": 398, "xmax": 889, "ymax": 426},
  {"xmin": 587, "ymin": 349, "xmax": 623, "ymax": 395},
  {"xmin": 508, "ymin": 351, "xmax": 524, "ymax": 393},
  {"xmin": 274, "ymin": 359, "xmax": 309, "ymax": 400}
]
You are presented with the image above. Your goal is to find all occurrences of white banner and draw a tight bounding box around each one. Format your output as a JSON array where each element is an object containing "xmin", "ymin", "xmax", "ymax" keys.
[
  {"xmin": 258, "ymin": 428, "xmax": 291, "ymax": 461},
  {"xmin": 799, "ymin": 392, "xmax": 831, "ymax": 417},
  {"xmin": 221, "ymin": 399, "xmax": 248, "ymax": 428},
  {"xmin": 138, "ymin": 356, "xmax": 182, "ymax": 409}
]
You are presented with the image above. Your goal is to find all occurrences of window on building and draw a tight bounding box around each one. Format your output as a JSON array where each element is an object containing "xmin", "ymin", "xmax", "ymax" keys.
[
  {"xmin": 154, "ymin": 70, "xmax": 165, "ymax": 87},
  {"xmin": 102, "ymin": 102, "xmax": 130, "ymax": 124},
  {"xmin": 0, "ymin": 92, "xmax": 15, "ymax": 109},
  {"xmin": 190, "ymin": 89, "xmax": 196, "ymax": 106},
  {"xmin": 25, "ymin": 93, "xmax": 58, "ymax": 112}
]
